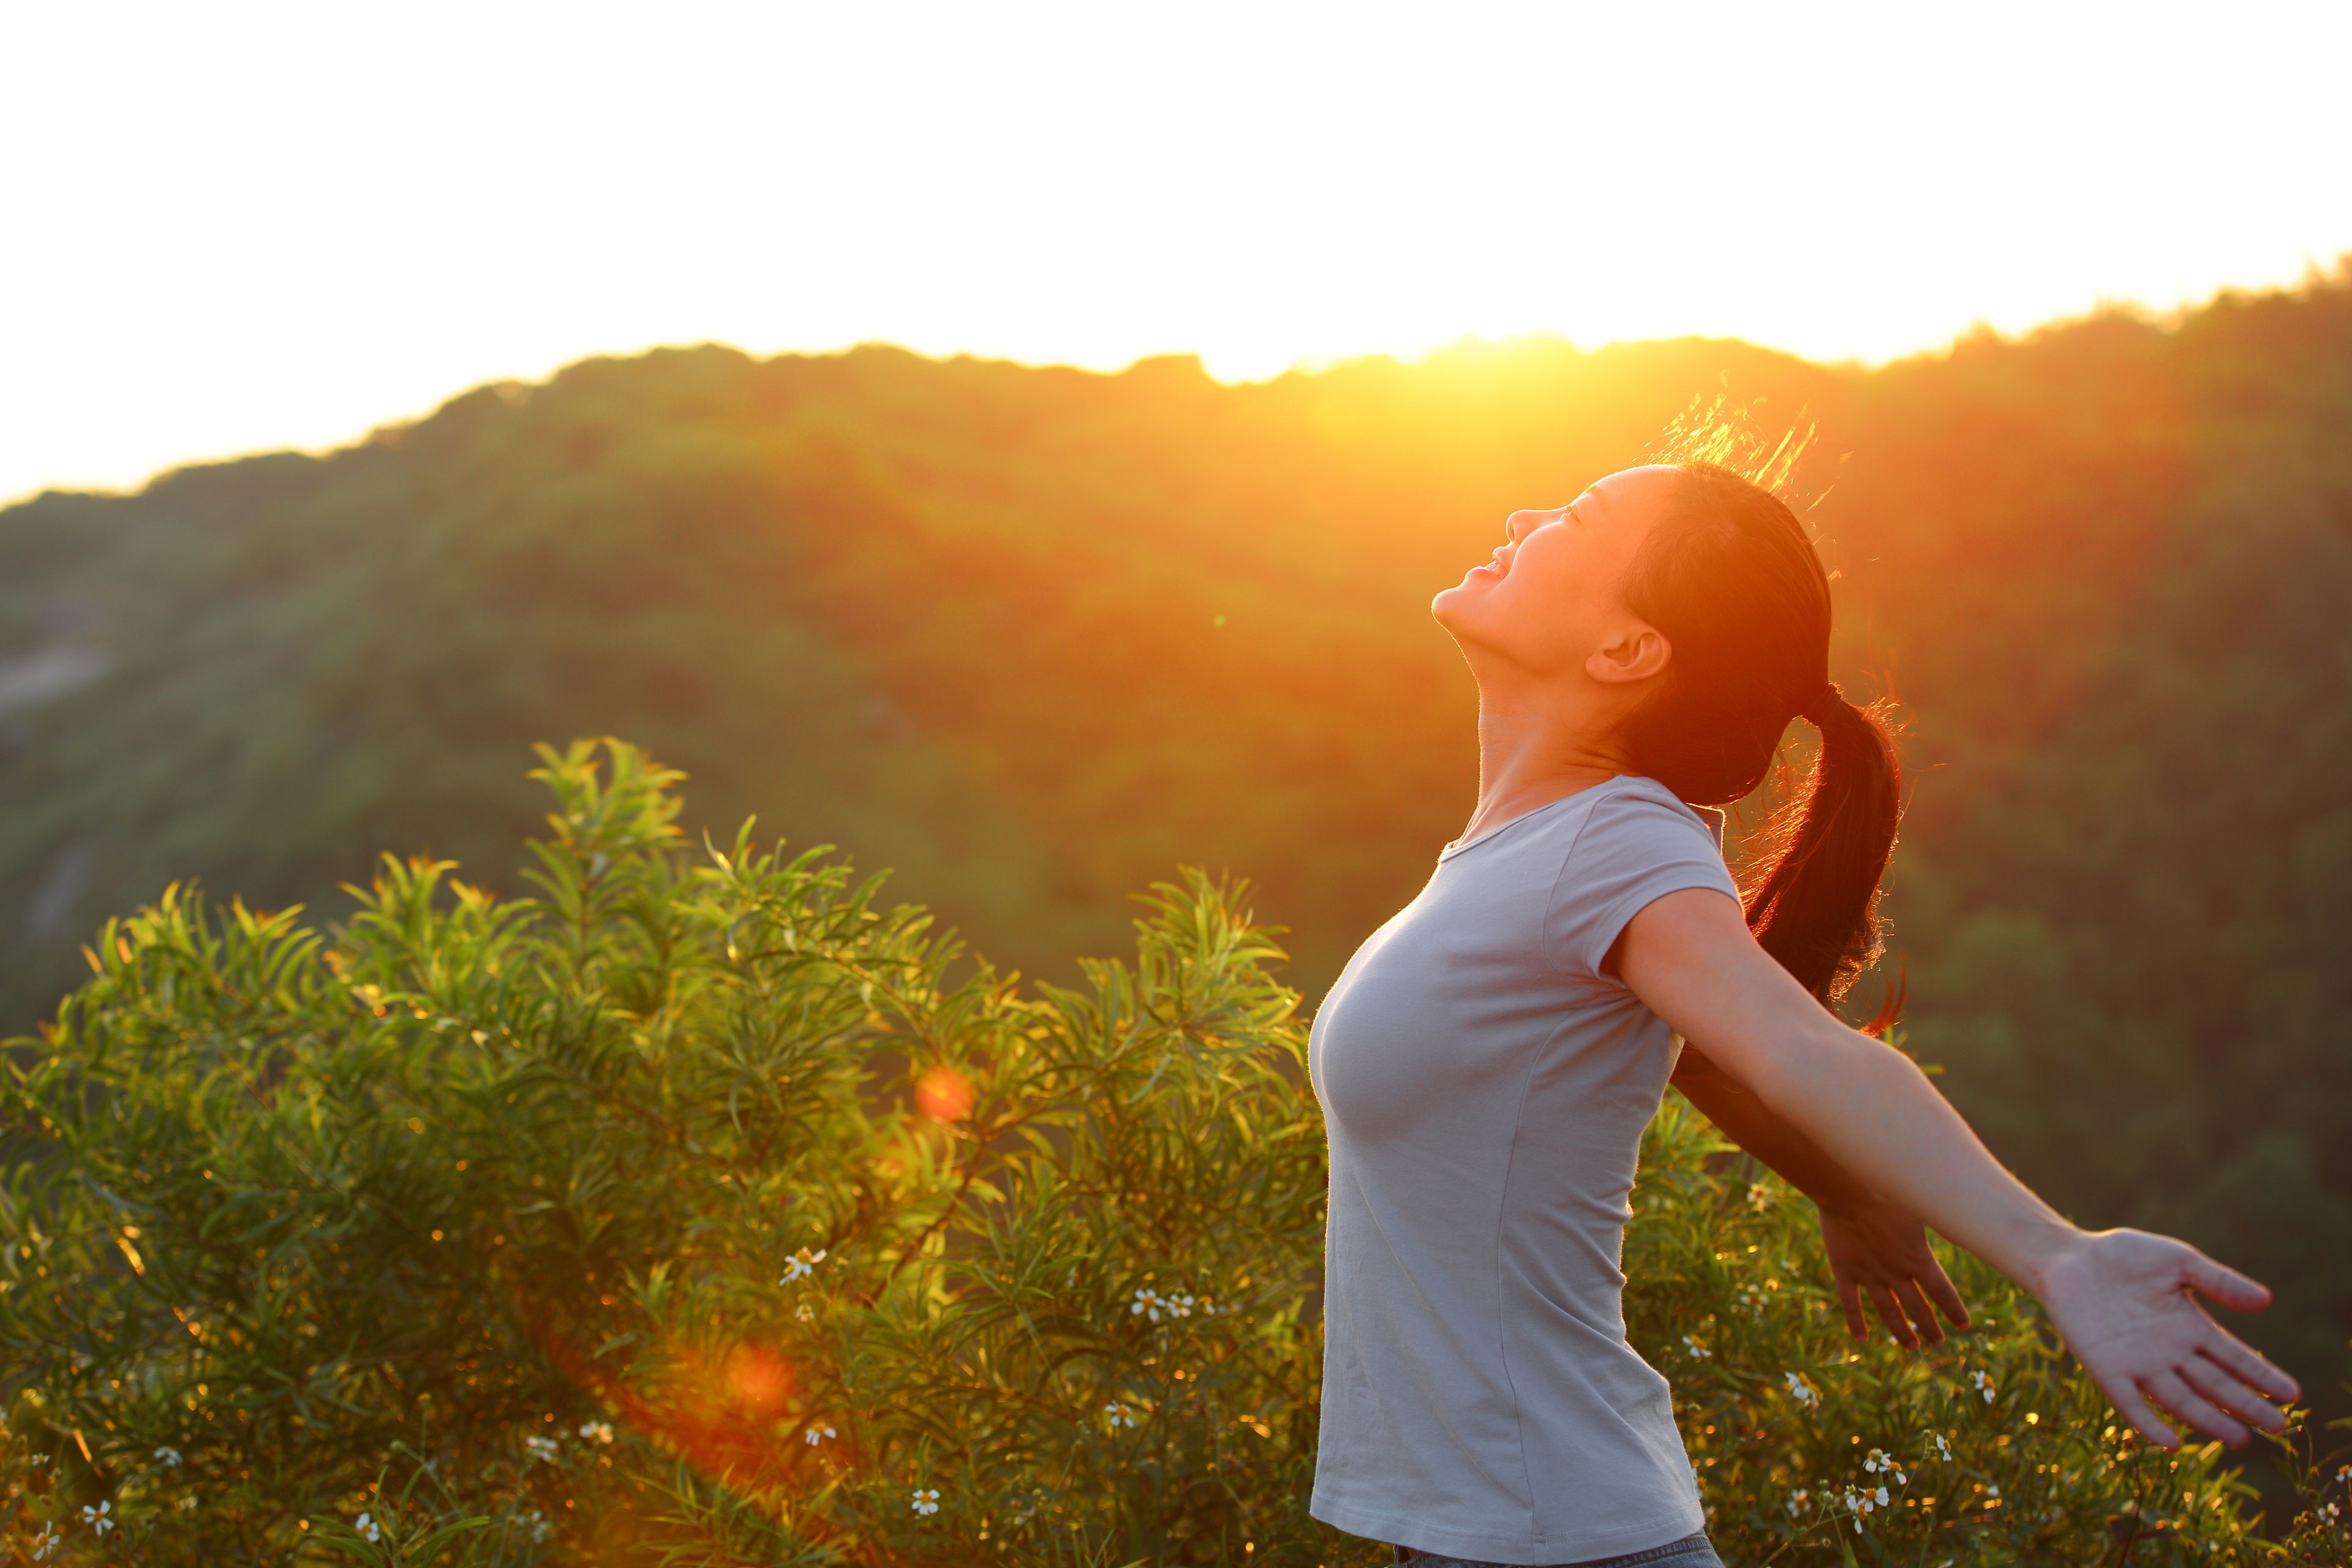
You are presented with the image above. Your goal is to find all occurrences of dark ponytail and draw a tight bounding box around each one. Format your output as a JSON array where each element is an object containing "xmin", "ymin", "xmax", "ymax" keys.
[
  {"xmin": 1617, "ymin": 453, "xmax": 1903, "ymax": 1003},
  {"xmin": 1743, "ymin": 685, "xmax": 1902, "ymax": 1000}
]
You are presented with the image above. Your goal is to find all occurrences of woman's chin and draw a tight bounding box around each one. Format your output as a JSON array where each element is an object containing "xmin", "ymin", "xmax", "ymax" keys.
[{"xmin": 1431, "ymin": 575, "xmax": 1491, "ymax": 626}]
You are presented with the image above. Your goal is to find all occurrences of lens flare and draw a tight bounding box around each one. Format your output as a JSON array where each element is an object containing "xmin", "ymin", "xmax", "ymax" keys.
[{"xmin": 916, "ymin": 1065, "xmax": 975, "ymax": 1124}]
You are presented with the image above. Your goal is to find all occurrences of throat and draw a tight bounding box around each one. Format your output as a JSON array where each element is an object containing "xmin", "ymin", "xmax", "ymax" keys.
[{"xmin": 1463, "ymin": 685, "xmax": 1637, "ymax": 845}]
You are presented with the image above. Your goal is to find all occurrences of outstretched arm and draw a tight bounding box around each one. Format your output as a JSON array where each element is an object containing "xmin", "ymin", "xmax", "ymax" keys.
[
  {"xmin": 1622, "ymin": 886, "xmax": 2301, "ymax": 1449},
  {"xmin": 1671, "ymin": 1045, "xmax": 1969, "ymax": 1348}
]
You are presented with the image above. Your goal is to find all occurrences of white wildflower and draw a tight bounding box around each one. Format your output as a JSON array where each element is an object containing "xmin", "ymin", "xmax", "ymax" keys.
[
  {"xmin": 1875, "ymin": 1486, "xmax": 1890, "ymax": 1506},
  {"xmin": 778, "ymin": 1246, "xmax": 828, "ymax": 1286},
  {"xmin": 1970, "ymin": 1368, "xmax": 1996, "ymax": 1403},
  {"xmin": 911, "ymin": 1487, "xmax": 941, "ymax": 1517},
  {"xmin": 1986, "ymin": 1483, "xmax": 2000, "ymax": 1498},
  {"xmin": 578, "ymin": 1420, "xmax": 614, "ymax": 1444},
  {"xmin": 525, "ymin": 1434, "xmax": 560, "ymax": 1463},
  {"xmin": 1130, "ymin": 1285, "xmax": 1212, "ymax": 1323},
  {"xmin": 31, "ymin": 1523, "xmax": 59, "ymax": 1562},
  {"xmin": 804, "ymin": 1424, "xmax": 837, "ymax": 1446},
  {"xmin": 1104, "ymin": 1403, "xmax": 1137, "ymax": 1429},
  {"xmin": 796, "ymin": 1301, "xmax": 815, "ymax": 1322},
  {"xmin": 1928, "ymin": 1431, "xmax": 1953, "ymax": 1461},
  {"xmin": 81, "ymin": 1501, "xmax": 113, "ymax": 1535},
  {"xmin": 355, "ymin": 1511, "xmax": 382, "ymax": 1544},
  {"xmin": 1681, "ymin": 1335, "xmax": 1711, "ymax": 1359},
  {"xmin": 154, "ymin": 1444, "xmax": 183, "ymax": 1468},
  {"xmin": 1783, "ymin": 1370, "xmax": 1818, "ymax": 1406},
  {"xmin": 1784, "ymin": 1488, "xmax": 1810, "ymax": 1517}
]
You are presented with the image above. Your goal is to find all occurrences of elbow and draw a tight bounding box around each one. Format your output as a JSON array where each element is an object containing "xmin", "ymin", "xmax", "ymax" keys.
[
  {"xmin": 1672, "ymin": 1043, "xmax": 1763, "ymax": 1104},
  {"xmin": 1670, "ymin": 1041, "xmax": 1722, "ymax": 1088}
]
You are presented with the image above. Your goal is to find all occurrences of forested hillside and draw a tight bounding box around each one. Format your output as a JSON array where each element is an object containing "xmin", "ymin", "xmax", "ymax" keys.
[{"xmin": 2, "ymin": 273, "xmax": 2346, "ymax": 1397}]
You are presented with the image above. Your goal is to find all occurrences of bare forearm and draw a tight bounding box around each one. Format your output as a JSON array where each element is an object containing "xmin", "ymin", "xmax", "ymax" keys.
[
  {"xmin": 1745, "ymin": 1023, "xmax": 2076, "ymax": 1291},
  {"xmin": 1670, "ymin": 1047, "xmax": 1873, "ymax": 1212},
  {"xmin": 1621, "ymin": 891, "xmax": 2079, "ymax": 1292},
  {"xmin": 1622, "ymin": 889, "xmax": 2298, "ymax": 1449}
]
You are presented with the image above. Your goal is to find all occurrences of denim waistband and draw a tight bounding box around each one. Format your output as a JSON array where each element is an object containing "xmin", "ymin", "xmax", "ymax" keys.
[{"xmin": 1393, "ymin": 1532, "xmax": 1721, "ymax": 1568}]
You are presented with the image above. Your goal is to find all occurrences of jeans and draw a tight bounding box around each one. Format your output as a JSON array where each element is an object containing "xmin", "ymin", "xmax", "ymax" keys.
[{"xmin": 1391, "ymin": 1532, "xmax": 1724, "ymax": 1568}]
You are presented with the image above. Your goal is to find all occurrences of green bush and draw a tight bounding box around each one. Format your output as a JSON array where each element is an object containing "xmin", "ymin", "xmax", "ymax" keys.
[{"xmin": 2, "ymin": 742, "xmax": 2344, "ymax": 1566}]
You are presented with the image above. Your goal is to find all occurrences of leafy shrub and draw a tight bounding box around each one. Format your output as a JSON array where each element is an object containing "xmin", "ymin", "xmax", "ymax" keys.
[
  {"xmin": 2, "ymin": 742, "xmax": 2343, "ymax": 1565},
  {"xmin": 1625, "ymin": 1109, "xmax": 2348, "ymax": 1564}
]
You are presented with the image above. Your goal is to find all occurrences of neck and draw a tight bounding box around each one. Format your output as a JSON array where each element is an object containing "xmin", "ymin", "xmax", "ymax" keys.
[{"xmin": 1460, "ymin": 682, "xmax": 1635, "ymax": 845}]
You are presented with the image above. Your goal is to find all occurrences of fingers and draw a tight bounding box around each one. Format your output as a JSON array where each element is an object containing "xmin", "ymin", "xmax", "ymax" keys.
[
  {"xmin": 2179, "ymin": 1353, "xmax": 2293, "ymax": 1436},
  {"xmin": 1836, "ymin": 1264, "xmax": 1953, "ymax": 1349},
  {"xmin": 1869, "ymin": 1284, "xmax": 1921, "ymax": 1349},
  {"xmin": 1838, "ymin": 1277, "xmax": 1869, "ymax": 1341},
  {"xmin": 2095, "ymin": 1370, "xmax": 2185, "ymax": 1452},
  {"xmin": 1918, "ymin": 1255, "xmax": 1972, "ymax": 1331},
  {"xmin": 1887, "ymin": 1278, "xmax": 1946, "ymax": 1348},
  {"xmin": 2147, "ymin": 1368, "xmax": 2252, "ymax": 1448},
  {"xmin": 2196, "ymin": 1327, "xmax": 2302, "ymax": 1406},
  {"xmin": 2180, "ymin": 1249, "xmax": 2272, "ymax": 1314}
]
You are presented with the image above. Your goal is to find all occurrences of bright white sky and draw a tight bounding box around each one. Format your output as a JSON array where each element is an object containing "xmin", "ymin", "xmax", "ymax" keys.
[{"xmin": 5, "ymin": 1, "xmax": 2350, "ymax": 503}]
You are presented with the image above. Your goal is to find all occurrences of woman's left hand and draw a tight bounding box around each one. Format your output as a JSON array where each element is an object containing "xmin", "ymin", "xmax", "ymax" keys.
[
  {"xmin": 2032, "ymin": 1227, "xmax": 2297, "ymax": 1449},
  {"xmin": 1817, "ymin": 1192, "xmax": 1972, "ymax": 1349}
]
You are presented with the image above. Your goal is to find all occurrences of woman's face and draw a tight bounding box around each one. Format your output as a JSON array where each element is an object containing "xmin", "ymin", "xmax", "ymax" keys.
[{"xmin": 1431, "ymin": 464, "xmax": 1676, "ymax": 678}]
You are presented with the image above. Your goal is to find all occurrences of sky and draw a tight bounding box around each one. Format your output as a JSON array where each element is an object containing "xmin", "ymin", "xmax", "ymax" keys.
[{"xmin": 5, "ymin": 1, "xmax": 2350, "ymax": 504}]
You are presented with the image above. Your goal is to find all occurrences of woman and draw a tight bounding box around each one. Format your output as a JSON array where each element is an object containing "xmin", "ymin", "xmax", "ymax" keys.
[{"xmin": 1306, "ymin": 448, "xmax": 2299, "ymax": 1568}]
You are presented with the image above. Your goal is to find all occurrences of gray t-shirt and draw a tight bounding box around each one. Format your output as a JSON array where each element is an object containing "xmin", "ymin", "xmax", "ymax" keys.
[{"xmin": 1308, "ymin": 774, "xmax": 1738, "ymax": 1564}]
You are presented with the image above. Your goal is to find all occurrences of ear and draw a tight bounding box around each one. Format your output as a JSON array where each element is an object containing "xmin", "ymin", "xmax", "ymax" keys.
[{"xmin": 1588, "ymin": 622, "xmax": 1670, "ymax": 687}]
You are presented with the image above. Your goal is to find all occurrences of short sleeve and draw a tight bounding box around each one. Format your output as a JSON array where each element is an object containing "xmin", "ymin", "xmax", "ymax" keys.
[{"xmin": 1549, "ymin": 779, "xmax": 1741, "ymax": 981}]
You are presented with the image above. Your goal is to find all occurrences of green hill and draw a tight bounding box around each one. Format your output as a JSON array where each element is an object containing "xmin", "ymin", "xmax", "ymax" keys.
[{"xmin": 2, "ymin": 275, "xmax": 2346, "ymax": 1396}]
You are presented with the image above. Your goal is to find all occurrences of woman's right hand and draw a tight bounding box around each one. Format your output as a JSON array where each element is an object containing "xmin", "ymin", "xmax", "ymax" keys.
[
  {"xmin": 1817, "ymin": 1194, "xmax": 1970, "ymax": 1349},
  {"xmin": 2032, "ymin": 1227, "xmax": 2300, "ymax": 1449}
]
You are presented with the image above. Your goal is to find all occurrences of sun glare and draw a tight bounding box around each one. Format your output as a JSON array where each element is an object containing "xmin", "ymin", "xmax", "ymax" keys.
[{"xmin": 3, "ymin": 0, "xmax": 2349, "ymax": 502}]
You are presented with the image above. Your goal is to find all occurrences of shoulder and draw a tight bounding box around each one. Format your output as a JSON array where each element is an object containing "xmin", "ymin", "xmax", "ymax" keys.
[
  {"xmin": 1578, "ymin": 775, "xmax": 1726, "ymax": 857},
  {"xmin": 1553, "ymin": 777, "xmax": 1736, "ymax": 903},
  {"xmin": 1546, "ymin": 776, "xmax": 1738, "ymax": 976}
]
